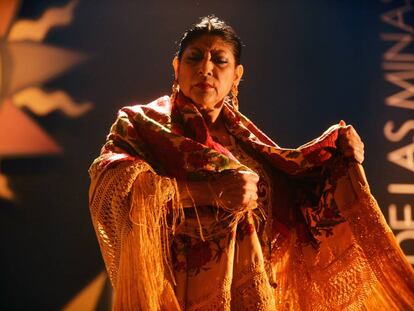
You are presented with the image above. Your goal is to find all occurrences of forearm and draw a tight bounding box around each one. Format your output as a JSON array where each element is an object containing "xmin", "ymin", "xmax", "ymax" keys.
[{"xmin": 177, "ymin": 180, "xmax": 215, "ymax": 207}]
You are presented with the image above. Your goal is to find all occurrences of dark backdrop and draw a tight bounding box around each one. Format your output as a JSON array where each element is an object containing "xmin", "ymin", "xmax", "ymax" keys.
[{"xmin": 1, "ymin": 1, "xmax": 410, "ymax": 310}]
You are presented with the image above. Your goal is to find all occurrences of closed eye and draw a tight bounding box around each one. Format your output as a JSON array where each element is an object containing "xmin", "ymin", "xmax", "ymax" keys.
[{"xmin": 214, "ymin": 57, "xmax": 228, "ymax": 64}]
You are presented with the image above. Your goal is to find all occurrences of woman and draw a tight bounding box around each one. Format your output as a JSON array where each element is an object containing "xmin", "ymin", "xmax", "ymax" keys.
[{"xmin": 89, "ymin": 16, "xmax": 414, "ymax": 310}]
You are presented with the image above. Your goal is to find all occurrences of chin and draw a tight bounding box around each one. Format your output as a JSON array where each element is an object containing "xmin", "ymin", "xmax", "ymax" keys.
[
  {"xmin": 192, "ymin": 97, "xmax": 215, "ymax": 109},
  {"xmin": 200, "ymin": 101, "xmax": 223, "ymax": 112},
  {"xmin": 197, "ymin": 96, "xmax": 225, "ymax": 109}
]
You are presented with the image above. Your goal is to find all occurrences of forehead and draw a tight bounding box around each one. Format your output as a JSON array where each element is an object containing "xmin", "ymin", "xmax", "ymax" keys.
[{"xmin": 185, "ymin": 34, "xmax": 234, "ymax": 54}]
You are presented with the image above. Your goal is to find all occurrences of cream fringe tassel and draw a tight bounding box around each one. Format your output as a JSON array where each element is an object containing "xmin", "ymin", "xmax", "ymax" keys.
[{"xmin": 113, "ymin": 170, "xmax": 183, "ymax": 311}]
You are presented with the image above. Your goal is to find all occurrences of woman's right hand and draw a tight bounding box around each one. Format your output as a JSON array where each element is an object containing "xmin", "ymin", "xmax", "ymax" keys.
[
  {"xmin": 210, "ymin": 170, "xmax": 259, "ymax": 210},
  {"xmin": 177, "ymin": 170, "xmax": 259, "ymax": 209}
]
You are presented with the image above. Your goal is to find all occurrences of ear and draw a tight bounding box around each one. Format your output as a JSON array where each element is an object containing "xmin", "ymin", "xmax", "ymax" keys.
[
  {"xmin": 172, "ymin": 56, "xmax": 179, "ymax": 79},
  {"xmin": 233, "ymin": 64, "xmax": 244, "ymax": 86}
]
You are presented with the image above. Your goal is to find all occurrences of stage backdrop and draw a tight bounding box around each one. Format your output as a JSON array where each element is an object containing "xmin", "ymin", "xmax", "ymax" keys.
[{"xmin": 0, "ymin": 0, "xmax": 413, "ymax": 310}]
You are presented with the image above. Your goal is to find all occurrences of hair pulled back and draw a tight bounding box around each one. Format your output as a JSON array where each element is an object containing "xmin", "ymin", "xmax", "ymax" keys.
[{"xmin": 176, "ymin": 16, "xmax": 242, "ymax": 65}]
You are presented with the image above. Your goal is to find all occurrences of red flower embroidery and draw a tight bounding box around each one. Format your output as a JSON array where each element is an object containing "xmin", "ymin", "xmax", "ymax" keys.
[
  {"xmin": 301, "ymin": 130, "xmax": 338, "ymax": 166},
  {"xmin": 140, "ymin": 128, "xmax": 185, "ymax": 175},
  {"xmin": 174, "ymin": 260, "xmax": 186, "ymax": 271},
  {"xmin": 187, "ymin": 152, "xmax": 209, "ymax": 169},
  {"xmin": 141, "ymin": 106, "xmax": 169, "ymax": 124},
  {"xmin": 187, "ymin": 241, "xmax": 213, "ymax": 270},
  {"xmin": 245, "ymin": 223, "xmax": 255, "ymax": 235},
  {"xmin": 179, "ymin": 139, "xmax": 204, "ymax": 152},
  {"xmin": 322, "ymin": 207, "xmax": 336, "ymax": 219},
  {"xmin": 268, "ymin": 153, "xmax": 300, "ymax": 173},
  {"xmin": 303, "ymin": 149, "xmax": 331, "ymax": 166},
  {"xmin": 186, "ymin": 116, "xmax": 208, "ymax": 142},
  {"xmin": 237, "ymin": 220, "xmax": 256, "ymax": 241},
  {"xmin": 239, "ymin": 128, "xmax": 251, "ymax": 138}
]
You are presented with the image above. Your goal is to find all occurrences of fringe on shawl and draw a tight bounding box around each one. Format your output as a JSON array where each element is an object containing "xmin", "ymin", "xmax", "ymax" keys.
[
  {"xmin": 89, "ymin": 159, "xmax": 183, "ymax": 311},
  {"xmin": 269, "ymin": 163, "xmax": 414, "ymax": 311},
  {"xmin": 341, "ymin": 163, "xmax": 414, "ymax": 309},
  {"xmin": 113, "ymin": 170, "xmax": 183, "ymax": 311}
]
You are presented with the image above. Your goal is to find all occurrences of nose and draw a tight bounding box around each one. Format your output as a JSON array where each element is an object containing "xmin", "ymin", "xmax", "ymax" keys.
[{"xmin": 199, "ymin": 55, "xmax": 213, "ymax": 76}]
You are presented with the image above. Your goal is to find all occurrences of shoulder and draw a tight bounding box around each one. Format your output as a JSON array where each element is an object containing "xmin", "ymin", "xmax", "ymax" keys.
[{"xmin": 118, "ymin": 95, "xmax": 173, "ymax": 124}]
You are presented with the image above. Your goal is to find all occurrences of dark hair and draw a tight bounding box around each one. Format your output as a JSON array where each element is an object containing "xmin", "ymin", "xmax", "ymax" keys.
[{"xmin": 176, "ymin": 16, "xmax": 242, "ymax": 65}]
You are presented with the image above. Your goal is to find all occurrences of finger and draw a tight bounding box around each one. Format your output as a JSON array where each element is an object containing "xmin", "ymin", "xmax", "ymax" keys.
[
  {"xmin": 242, "ymin": 185, "xmax": 256, "ymax": 194},
  {"xmin": 343, "ymin": 125, "xmax": 353, "ymax": 135},
  {"xmin": 343, "ymin": 148, "xmax": 364, "ymax": 162},
  {"xmin": 339, "ymin": 120, "xmax": 346, "ymax": 127},
  {"xmin": 246, "ymin": 193, "xmax": 258, "ymax": 202},
  {"xmin": 339, "ymin": 132, "xmax": 363, "ymax": 148},
  {"xmin": 242, "ymin": 193, "xmax": 258, "ymax": 205},
  {"xmin": 347, "ymin": 126, "xmax": 362, "ymax": 142},
  {"xmin": 241, "ymin": 172, "xmax": 259, "ymax": 184},
  {"xmin": 348, "ymin": 126, "xmax": 360, "ymax": 140},
  {"xmin": 238, "ymin": 169, "xmax": 258, "ymax": 177},
  {"xmin": 238, "ymin": 169, "xmax": 259, "ymax": 176},
  {"xmin": 342, "ymin": 149, "xmax": 353, "ymax": 157}
]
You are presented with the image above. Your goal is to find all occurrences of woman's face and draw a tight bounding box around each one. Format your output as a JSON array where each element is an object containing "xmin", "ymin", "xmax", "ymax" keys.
[{"xmin": 173, "ymin": 35, "xmax": 243, "ymax": 113}]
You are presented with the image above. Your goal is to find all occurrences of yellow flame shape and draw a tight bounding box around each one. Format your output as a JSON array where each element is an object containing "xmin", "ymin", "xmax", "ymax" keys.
[
  {"xmin": 0, "ymin": 173, "xmax": 14, "ymax": 201},
  {"xmin": 62, "ymin": 272, "xmax": 107, "ymax": 311},
  {"xmin": 13, "ymin": 87, "xmax": 92, "ymax": 117},
  {"xmin": 8, "ymin": 0, "xmax": 78, "ymax": 42}
]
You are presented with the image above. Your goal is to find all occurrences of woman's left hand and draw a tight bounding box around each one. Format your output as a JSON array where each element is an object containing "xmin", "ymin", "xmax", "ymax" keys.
[{"xmin": 336, "ymin": 120, "xmax": 364, "ymax": 164}]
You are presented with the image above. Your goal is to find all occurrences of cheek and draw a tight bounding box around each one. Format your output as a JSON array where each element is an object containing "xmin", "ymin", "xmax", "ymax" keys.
[
  {"xmin": 178, "ymin": 68, "xmax": 193, "ymax": 91},
  {"xmin": 218, "ymin": 72, "xmax": 236, "ymax": 94}
]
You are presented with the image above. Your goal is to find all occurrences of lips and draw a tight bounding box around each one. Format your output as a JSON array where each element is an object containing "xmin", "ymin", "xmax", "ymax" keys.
[{"xmin": 194, "ymin": 82, "xmax": 214, "ymax": 90}]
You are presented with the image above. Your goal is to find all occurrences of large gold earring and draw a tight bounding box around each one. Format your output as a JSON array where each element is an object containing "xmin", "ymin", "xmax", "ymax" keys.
[
  {"xmin": 171, "ymin": 79, "xmax": 180, "ymax": 103},
  {"xmin": 231, "ymin": 83, "xmax": 239, "ymax": 110}
]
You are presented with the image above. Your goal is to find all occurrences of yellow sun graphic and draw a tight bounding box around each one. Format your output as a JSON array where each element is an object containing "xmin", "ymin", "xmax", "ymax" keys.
[
  {"xmin": 0, "ymin": 0, "xmax": 92, "ymax": 200},
  {"xmin": 0, "ymin": 1, "xmax": 108, "ymax": 308}
]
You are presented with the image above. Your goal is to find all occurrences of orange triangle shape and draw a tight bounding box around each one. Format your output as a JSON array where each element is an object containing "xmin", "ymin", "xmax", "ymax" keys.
[
  {"xmin": 0, "ymin": 173, "xmax": 14, "ymax": 200},
  {"xmin": 0, "ymin": 0, "xmax": 19, "ymax": 38},
  {"xmin": 0, "ymin": 99, "xmax": 62, "ymax": 157},
  {"xmin": 62, "ymin": 272, "xmax": 107, "ymax": 311}
]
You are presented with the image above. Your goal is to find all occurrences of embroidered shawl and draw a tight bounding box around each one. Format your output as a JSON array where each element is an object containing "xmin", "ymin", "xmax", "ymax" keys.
[{"xmin": 89, "ymin": 94, "xmax": 414, "ymax": 310}]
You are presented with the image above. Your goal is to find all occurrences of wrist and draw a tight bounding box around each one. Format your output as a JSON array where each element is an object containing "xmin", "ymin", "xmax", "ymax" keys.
[{"xmin": 178, "ymin": 180, "xmax": 214, "ymax": 207}]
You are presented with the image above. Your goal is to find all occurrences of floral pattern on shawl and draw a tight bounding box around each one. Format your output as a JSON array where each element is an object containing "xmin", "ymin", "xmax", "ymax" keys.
[
  {"xmin": 89, "ymin": 92, "xmax": 414, "ymax": 310},
  {"xmin": 172, "ymin": 220, "xmax": 232, "ymax": 276},
  {"xmin": 93, "ymin": 93, "xmax": 344, "ymax": 246}
]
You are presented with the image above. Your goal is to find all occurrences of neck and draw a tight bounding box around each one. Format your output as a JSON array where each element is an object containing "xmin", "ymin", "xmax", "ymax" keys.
[
  {"xmin": 176, "ymin": 92, "xmax": 224, "ymax": 126},
  {"xmin": 203, "ymin": 107, "xmax": 222, "ymax": 125},
  {"xmin": 207, "ymin": 111, "xmax": 227, "ymax": 132},
  {"xmin": 203, "ymin": 98, "xmax": 226, "ymax": 125}
]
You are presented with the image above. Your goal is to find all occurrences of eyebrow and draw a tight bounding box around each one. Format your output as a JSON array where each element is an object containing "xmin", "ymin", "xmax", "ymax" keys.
[{"xmin": 186, "ymin": 47, "xmax": 229, "ymax": 54}]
